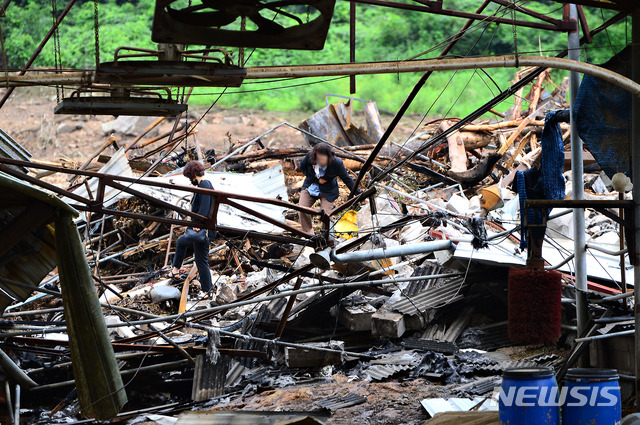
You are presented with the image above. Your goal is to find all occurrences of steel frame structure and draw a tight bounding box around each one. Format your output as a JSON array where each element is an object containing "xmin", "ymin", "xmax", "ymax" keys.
[
  {"xmin": 352, "ymin": 0, "xmax": 577, "ymax": 32},
  {"xmin": 0, "ymin": 157, "xmax": 323, "ymax": 246}
]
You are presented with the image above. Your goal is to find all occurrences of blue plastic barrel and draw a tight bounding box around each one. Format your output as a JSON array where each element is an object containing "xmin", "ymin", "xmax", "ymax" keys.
[
  {"xmin": 499, "ymin": 367, "xmax": 560, "ymax": 425},
  {"xmin": 562, "ymin": 368, "xmax": 621, "ymax": 425}
]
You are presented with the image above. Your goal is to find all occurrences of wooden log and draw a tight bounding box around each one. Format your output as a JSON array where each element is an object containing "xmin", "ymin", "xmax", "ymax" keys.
[
  {"xmin": 498, "ymin": 116, "xmax": 534, "ymax": 155},
  {"xmin": 55, "ymin": 213, "xmax": 127, "ymax": 420},
  {"xmin": 459, "ymin": 120, "xmax": 568, "ymax": 133},
  {"xmin": 504, "ymin": 131, "xmax": 535, "ymax": 169},
  {"xmin": 527, "ymin": 70, "xmax": 549, "ymax": 114},
  {"xmin": 459, "ymin": 131, "xmax": 493, "ymax": 150},
  {"xmin": 447, "ymin": 153, "xmax": 501, "ymax": 186},
  {"xmin": 511, "ymin": 71, "xmax": 525, "ymax": 120},
  {"xmin": 440, "ymin": 120, "xmax": 467, "ymax": 172}
]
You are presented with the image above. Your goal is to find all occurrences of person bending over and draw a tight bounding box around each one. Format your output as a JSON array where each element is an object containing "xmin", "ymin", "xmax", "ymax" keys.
[
  {"xmin": 170, "ymin": 161, "xmax": 214, "ymax": 294},
  {"xmin": 298, "ymin": 143, "xmax": 359, "ymax": 234}
]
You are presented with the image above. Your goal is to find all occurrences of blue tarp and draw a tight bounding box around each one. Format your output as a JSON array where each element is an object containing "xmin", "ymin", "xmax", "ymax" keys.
[{"xmin": 574, "ymin": 47, "xmax": 631, "ymax": 177}]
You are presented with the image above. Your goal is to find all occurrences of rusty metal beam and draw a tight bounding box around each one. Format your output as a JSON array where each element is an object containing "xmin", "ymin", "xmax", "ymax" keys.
[
  {"xmin": 349, "ymin": 0, "xmax": 492, "ymax": 196},
  {"xmin": 490, "ymin": 0, "xmax": 565, "ymax": 25},
  {"xmin": 352, "ymin": 0, "xmax": 576, "ymax": 31},
  {"xmin": 0, "ymin": 158, "xmax": 323, "ymax": 246},
  {"xmin": 274, "ymin": 277, "xmax": 303, "ymax": 338},
  {"xmin": 0, "ymin": 0, "xmax": 77, "ymax": 109},
  {"xmin": 0, "ymin": 157, "xmax": 320, "ymax": 216},
  {"xmin": 349, "ymin": 0, "xmax": 356, "ymax": 94}
]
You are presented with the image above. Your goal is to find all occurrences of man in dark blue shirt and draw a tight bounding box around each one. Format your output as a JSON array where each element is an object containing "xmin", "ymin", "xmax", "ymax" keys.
[{"xmin": 170, "ymin": 161, "xmax": 214, "ymax": 294}]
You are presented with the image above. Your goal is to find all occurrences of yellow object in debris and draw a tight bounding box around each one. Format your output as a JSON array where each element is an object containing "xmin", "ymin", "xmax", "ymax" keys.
[
  {"xmin": 335, "ymin": 210, "xmax": 358, "ymax": 239},
  {"xmin": 480, "ymin": 185, "xmax": 504, "ymax": 212}
]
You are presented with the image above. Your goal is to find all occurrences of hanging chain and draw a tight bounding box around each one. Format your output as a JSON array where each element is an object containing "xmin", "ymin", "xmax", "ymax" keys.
[
  {"xmin": 51, "ymin": 0, "xmax": 63, "ymax": 101},
  {"xmin": 93, "ymin": 0, "xmax": 100, "ymax": 67},
  {"xmin": 306, "ymin": 5, "xmax": 310, "ymax": 23}
]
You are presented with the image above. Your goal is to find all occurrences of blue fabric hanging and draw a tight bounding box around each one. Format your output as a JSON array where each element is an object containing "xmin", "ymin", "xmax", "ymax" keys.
[
  {"xmin": 515, "ymin": 110, "xmax": 566, "ymax": 249},
  {"xmin": 540, "ymin": 110, "xmax": 566, "ymax": 203}
]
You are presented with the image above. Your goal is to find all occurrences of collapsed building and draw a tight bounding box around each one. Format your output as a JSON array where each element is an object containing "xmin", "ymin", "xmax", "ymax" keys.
[{"xmin": 0, "ymin": 0, "xmax": 638, "ymax": 424}]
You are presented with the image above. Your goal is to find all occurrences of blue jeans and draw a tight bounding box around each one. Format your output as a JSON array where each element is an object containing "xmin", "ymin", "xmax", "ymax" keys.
[{"xmin": 172, "ymin": 232, "xmax": 212, "ymax": 292}]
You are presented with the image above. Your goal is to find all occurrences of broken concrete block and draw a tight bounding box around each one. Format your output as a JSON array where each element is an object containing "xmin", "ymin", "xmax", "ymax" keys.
[
  {"xmin": 446, "ymin": 194, "xmax": 469, "ymax": 214},
  {"xmin": 101, "ymin": 115, "xmax": 159, "ymax": 137},
  {"xmin": 285, "ymin": 341, "xmax": 344, "ymax": 368},
  {"xmin": 467, "ymin": 195, "xmax": 482, "ymax": 213},
  {"xmin": 338, "ymin": 303, "xmax": 376, "ymax": 332},
  {"xmin": 149, "ymin": 286, "xmax": 181, "ymax": 303},
  {"xmin": 404, "ymin": 313, "xmax": 426, "ymax": 331},
  {"xmin": 372, "ymin": 308, "xmax": 406, "ymax": 338},
  {"xmin": 57, "ymin": 122, "xmax": 83, "ymax": 134}
]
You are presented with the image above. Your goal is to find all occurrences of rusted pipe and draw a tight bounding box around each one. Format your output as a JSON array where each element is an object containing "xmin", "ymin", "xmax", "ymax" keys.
[{"xmin": 242, "ymin": 56, "xmax": 640, "ymax": 98}]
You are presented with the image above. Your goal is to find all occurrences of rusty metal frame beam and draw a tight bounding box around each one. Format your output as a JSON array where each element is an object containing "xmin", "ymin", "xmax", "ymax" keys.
[
  {"xmin": 349, "ymin": 0, "xmax": 493, "ymax": 196},
  {"xmin": 525, "ymin": 199, "xmax": 636, "ymax": 267},
  {"xmin": 352, "ymin": 0, "xmax": 576, "ymax": 32},
  {"xmin": 489, "ymin": 0, "xmax": 565, "ymax": 26},
  {"xmin": 0, "ymin": 0, "xmax": 77, "ymax": 109},
  {"xmin": 0, "ymin": 157, "xmax": 323, "ymax": 246}
]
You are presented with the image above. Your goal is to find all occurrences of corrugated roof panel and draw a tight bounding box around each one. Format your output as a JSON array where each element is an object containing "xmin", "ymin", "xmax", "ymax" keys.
[
  {"xmin": 389, "ymin": 277, "xmax": 467, "ymax": 316},
  {"xmin": 364, "ymin": 364, "xmax": 413, "ymax": 381},
  {"xmin": 420, "ymin": 397, "xmax": 498, "ymax": 417},
  {"xmin": 0, "ymin": 170, "xmax": 78, "ymax": 313},
  {"xmin": 0, "ymin": 128, "xmax": 31, "ymax": 173},
  {"xmin": 127, "ymin": 163, "xmax": 290, "ymax": 234}
]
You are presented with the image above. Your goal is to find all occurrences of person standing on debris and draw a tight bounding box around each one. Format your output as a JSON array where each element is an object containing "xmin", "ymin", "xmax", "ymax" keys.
[
  {"xmin": 169, "ymin": 161, "xmax": 214, "ymax": 294},
  {"xmin": 298, "ymin": 143, "xmax": 359, "ymax": 234}
]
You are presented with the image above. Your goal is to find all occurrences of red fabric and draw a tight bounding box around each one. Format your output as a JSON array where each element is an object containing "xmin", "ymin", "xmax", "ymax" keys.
[{"xmin": 508, "ymin": 268, "xmax": 562, "ymax": 344}]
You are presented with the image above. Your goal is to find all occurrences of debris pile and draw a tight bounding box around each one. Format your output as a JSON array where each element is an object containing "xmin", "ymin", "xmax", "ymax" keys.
[{"xmin": 0, "ymin": 69, "xmax": 633, "ymax": 424}]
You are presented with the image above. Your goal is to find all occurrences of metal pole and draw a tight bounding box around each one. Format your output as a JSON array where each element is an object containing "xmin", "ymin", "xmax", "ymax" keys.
[
  {"xmin": 13, "ymin": 385, "xmax": 19, "ymax": 425},
  {"xmin": 0, "ymin": 273, "xmax": 463, "ymax": 338},
  {"xmin": 632, "ymin": 7, "xmax": 640, "ymax": 410},
  {"xmin": 348, "ymin": 0, "xmax": 492, "ymax": 196},
  {"xmin": 568, "ymin": 4, "xmax": 588, "ymax": 366},
  {"xmin": 349, "ymin": 0, "xmax": 356, "ymax": 94}
]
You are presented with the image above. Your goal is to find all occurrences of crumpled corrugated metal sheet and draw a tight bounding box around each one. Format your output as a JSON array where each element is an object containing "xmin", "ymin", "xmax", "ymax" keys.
[
  {"xmin": 317, "ymin": 393, "xmax": 367, "ymax": 411},
  {"xmin": 364, "ymin": 363, "xmax": 414, "ymax": 381},
  {"xmin": 0, "ymin": 128, "xmax": 31, "ymax": 173},
  {"xmin": 455, "ymin": 377, "xmax": 502, "ymax": 396},
  {"xmin": 0, "ymin": 171, "xmax": 78, "ymax": 313},
  {"xmin": 299, "ymin": 100, "xmax": 383, "ymax": 147},
  {"xmin": 388, "ymin": 277, "xmax": 467, "ymax": 316},
  {"xmin": 128, "ymin": 162, "xmax": 290, "ymax": 234}
]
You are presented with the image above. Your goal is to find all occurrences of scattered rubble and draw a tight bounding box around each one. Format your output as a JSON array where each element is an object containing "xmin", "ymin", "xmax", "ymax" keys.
[{"xmin": 0, "ymin": 68, "xmax": 634, "ymax": 424}]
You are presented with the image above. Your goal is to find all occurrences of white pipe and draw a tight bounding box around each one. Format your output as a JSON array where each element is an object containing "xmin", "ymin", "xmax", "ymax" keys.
[
  {"xmin": 576, "ymin": 329, "xmax": 634, "ymax": 343},
  {"xmin": 13, "ymin": 385, "xmax": 19, "ymax": 425},
  {"xmin": 0, "ymin": 349, "xmax": 38, "ymax": 389},
  {"xmin": 585, "ymin": 243, "xmax": 628, "ymax": 256},
  {"xmin": 545, "ymin": 253, "xmax": 575, "ymax": 271},
  {"xmin": 600, "ymin": 291, "xmax": 634, "ymax": 302},
  {"xmin": 332, "ymin": 240, "xmax": 453, "ymax": 263},
  {"xmin": 240, "ymin": 56, "xmax": 640, "ymax": 99}
]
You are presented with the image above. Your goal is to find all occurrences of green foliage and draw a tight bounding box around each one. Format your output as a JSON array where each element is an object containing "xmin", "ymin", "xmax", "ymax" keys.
[{"xmin": 0, "ymin": 0, "xmax": 630, "ymax": 116}]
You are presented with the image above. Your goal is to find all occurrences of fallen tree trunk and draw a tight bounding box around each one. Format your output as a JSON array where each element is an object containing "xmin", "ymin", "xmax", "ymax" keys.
[{"xmin": 447, "ymin": 153, "xmax": 501, "ymax": 186}]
